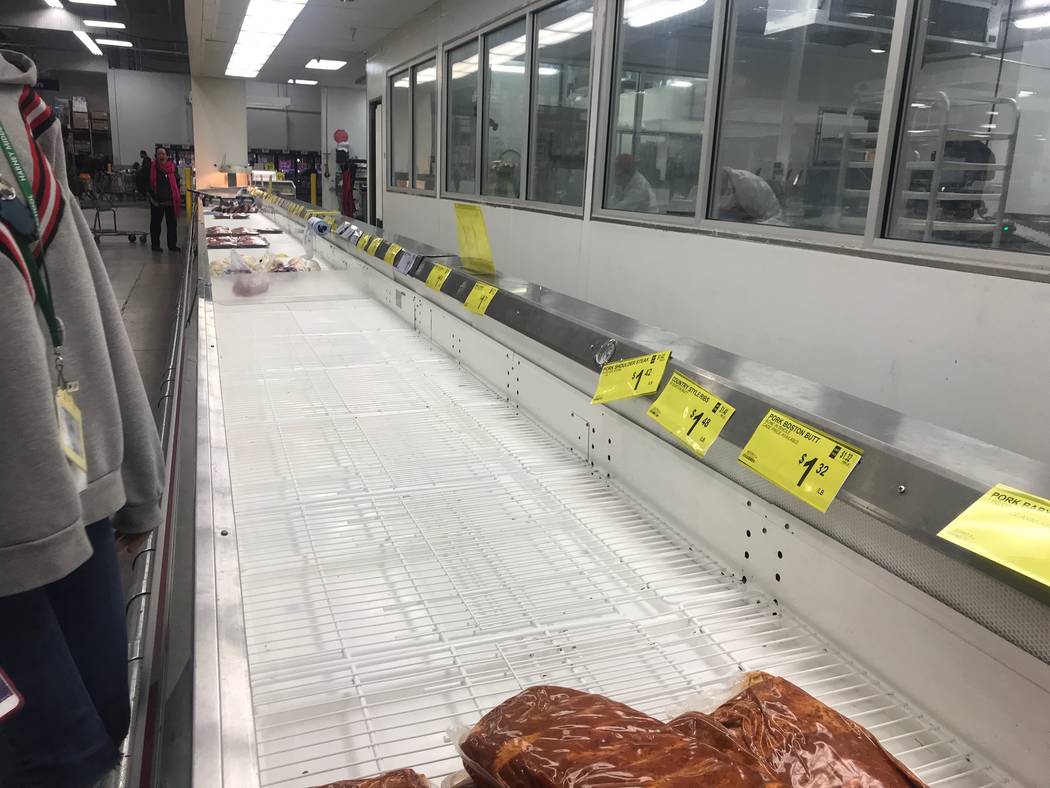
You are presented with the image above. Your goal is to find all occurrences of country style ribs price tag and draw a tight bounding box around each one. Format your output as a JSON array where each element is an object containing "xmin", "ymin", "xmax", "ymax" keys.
[
  {"xmin": 938, "ymin": 484, "xmax": 1050, "ymax": 588},
  {"xmin": 356, "ymin": 233, "xmax": 372, "ymax": 250},
  {"xmin": 647, "ymin": 371, "xmax": 735, "ymax": 457},
  {"xmin": 738, "ymin": 409, "xmax": 862, "ymax": 512},
  {"xmin": 591, "ymin": 351, "xmax": 671, "ymax": 405},
  {"xmin": 367, "ymin": 236, "xmax": 383, "ymax": 256},
  {"xmin": 464, "ymin": 282, "xmax": 498, "ymax": 315},
  {"xmin": 426, "ymin": 263, "xmax": 452, "ymax": 291}
]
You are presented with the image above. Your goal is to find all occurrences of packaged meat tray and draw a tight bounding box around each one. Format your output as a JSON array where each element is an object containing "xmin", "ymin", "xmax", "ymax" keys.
[
  {"xmin": 459, "ymin": 685, "xmax": 780, "ymax": 787},
  {"xmin": 206, "ymin": 226, "xmax": 259, "ymax": 237},
  {"xmin": 207, "ymin": 235, "xmax": 269, "ymax": 249},
  {"xmin": 309, "ymin": 768, "xmax": 431, "ymax": 788},
  {"xmin": 675, "ymin": 672, "xmax": 926, "ymax": 788}
]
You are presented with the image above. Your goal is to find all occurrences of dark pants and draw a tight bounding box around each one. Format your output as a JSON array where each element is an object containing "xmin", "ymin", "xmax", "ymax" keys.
[
  {"xmin": 0, "ymin": 520, "xmax": 130, "ymax": 787},
  {"xmin": 150, "ymin": 203, "xmax": 178, "ymax": 250}
]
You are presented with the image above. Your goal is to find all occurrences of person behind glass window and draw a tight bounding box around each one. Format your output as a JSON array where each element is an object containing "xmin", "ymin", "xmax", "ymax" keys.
[{"xmin": 611, "ymin": 153, "xmax": 656, "ymax": 213}]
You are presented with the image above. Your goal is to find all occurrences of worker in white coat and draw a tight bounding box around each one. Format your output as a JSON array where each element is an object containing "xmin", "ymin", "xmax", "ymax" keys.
[{"xmin": 610, "ymin": 154, "xmax": 656, "ymax": 213}]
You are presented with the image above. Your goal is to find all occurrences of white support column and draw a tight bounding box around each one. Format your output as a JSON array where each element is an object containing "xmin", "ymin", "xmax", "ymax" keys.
[{"xmin": 191, "ymin": 76, "xmax": 248, "ymax": 188}]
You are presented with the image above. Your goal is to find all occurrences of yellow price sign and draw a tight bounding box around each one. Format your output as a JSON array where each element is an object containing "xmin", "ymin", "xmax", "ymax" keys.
[
  {"xmin": 453, "ymin": 203, "xmax": 495, "ymax": 274},
  {"xmin": 464, "ymin": 282, "xmax": 498, "ymax": 315},
  {"xmin": 367, "ymin": 237, "xmax": 383, "ymax": 256},
  {"xmin": 591, "ymin": 351, "xmax": 671, "ymax": 405},
  {"xmin": 647, "ymin": 371, "xmax": 735, "ymax": 457},
  {"xmin": 426, "ymin": 263, "xmax": 452, "ymax": 291},
  {"xmin": 356, "ymin": 233, "xmax": 372, "ymax": 250},
  {"xmin": 938, "ymin": 484, "xmax": 1050, "ymax": 588},
  {"xmin": 383, "ymin": 243, "xmax": 403, "ymax": 264},
  {"xmin": 738, "ymin": 409, "xmax": 862, "ymax": 513}
]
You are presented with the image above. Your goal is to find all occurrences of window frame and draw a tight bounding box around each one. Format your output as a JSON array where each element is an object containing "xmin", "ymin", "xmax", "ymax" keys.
[
  {"xmin": 386, "ymin": 49, "xmax": 438, "ymax": 197},
  {"xmin": 438, "ymin": 0, "xmax": 601, "ymax": 216},
  {"xmin": 443, "ymin": 36, "xmax": 483, "ymax": 199}
]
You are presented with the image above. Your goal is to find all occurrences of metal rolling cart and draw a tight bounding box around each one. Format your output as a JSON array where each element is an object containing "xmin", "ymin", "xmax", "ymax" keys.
[
  {"xmin": 80, "ymin": 183, "xmax": 148, "ymax": 245},
  {"xmin": 117, "ymin": 190, "xmax": 1050, "ymax": 788}
]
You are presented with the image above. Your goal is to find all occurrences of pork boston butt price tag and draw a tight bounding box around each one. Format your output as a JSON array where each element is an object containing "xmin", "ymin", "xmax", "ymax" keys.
[
  {"xmin": 738, "ymin": 409, "xmax": 862, "ymax": 513},
  {"xmin": 426, "ymin": 264, "xmax": 452, "ymax": 291},
  {"xmin": 464, "ymin": 283, "xmax": 499, "ymax": 315}
]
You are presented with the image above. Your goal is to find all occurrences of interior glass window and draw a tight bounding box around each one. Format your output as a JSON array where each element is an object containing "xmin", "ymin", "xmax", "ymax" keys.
[
  {"xmin": 412, "ymin": 60, "xmax": 437, "ymax": 191},
  {"xmin": 483, "ymin": 19, "xmax": 528, "ymax": 198},
  {"xmin": 447, "ymin": 41, "xmax": 480, "ymax": 194},
  {"xmin": 390, "ymin": 71, "xmax": 411, "ymax": 188}
]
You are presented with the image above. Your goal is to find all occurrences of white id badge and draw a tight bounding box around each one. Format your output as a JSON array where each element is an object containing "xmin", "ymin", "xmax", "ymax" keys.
[
  {"xmin": 55, "ymin": 387, "xmax": 88, "ymax": 492},
  {"xmin": 0, "ymin": 668, "xmax": 23, "ymax": 721}
]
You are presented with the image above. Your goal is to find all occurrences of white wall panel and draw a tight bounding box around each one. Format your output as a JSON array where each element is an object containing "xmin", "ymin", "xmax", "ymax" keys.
[
  {"xmin": 107, "ymin": 70, "xmax": 192, "ymax": 166},
  {"xmin": 191, "ymin": 76, "xmax": 248, "ymax": 187}
]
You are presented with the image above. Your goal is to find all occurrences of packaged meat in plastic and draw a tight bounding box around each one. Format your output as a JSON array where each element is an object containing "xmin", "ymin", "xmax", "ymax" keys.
[
  {"xmin": 309, "ymin": 767, "xmax": 431, "ymax": 788},
  {"xmin": 694, "ymin": 672, "xmax": 926, "ymax": 788},
  {"xmin": 459, "ymin": 685, "xmax": 783, "ymax": 787},
  {"xmin": 232, "ymin": 272, "xmax": 269, "ymax": 297}
]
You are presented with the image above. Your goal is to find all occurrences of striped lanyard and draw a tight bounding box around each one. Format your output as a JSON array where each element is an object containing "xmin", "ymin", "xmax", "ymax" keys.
[{"xmin": 0, "ymin": 119, "xmax": 64, "ymax": 355}]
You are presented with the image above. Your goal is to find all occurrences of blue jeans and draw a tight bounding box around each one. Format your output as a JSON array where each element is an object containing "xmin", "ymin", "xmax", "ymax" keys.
[{"xmin": 0, "ymin": 519, "xmax": 130, "ymax": 787}]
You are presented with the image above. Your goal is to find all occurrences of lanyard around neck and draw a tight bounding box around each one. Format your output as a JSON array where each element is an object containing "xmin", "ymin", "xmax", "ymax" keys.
[{"xmin": 0, "ymin": 120, "xmax": 63, "ymax": 350}]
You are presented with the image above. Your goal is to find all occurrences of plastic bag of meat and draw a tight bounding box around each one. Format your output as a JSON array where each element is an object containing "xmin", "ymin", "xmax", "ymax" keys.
[
  {"xmin": 232, "ymin": 272, "xmax": 270, "ymax": 297},
  {"xmin": 671, "ymin": 672, "xmax": 926, "ymax": 788},
  {"xmin": 309, "ymin": 768, "xmax": 431, "ymax": 788},
  {"xmin": 458, "ymin": 685, "xmax": 783, "ymax": 787}
]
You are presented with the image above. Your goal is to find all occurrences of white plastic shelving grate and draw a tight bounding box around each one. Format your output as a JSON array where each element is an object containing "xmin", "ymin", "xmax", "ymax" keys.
[{"xmin": 212, "ymin": 296, "xmax": 1010, "ymax": 788}]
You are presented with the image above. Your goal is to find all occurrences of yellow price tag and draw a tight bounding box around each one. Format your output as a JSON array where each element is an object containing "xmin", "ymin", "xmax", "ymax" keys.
[
  {"xmin": 367, "ymin": 237, "xmax": 383, "ymax": 255},
  {"xmin": 453, "ymin": 203, "xmax": 495, "ymax": 274},
  {"xmin": 647, "ymin": 371, "xmax": 735, "ymax": 457},
  {"xmin": 383, "ymin": 243, "xmax": 403, "ymax": 264},
  {"xmin": 356, "ymin": 233, "xmax": 372, "ymax": 250},
  {"xmin": 464, "ymin": 282, "xmax": 498, "ymax": 315},
  {"xmin": 938, "ymin": 484, "xmax": 1050, "ymax": 588},
  {"xmin": 738, "ymin": 409, "xmax": 862, "ymax": 513},
  {"xmin": 426, "ymin": 263, "xmax": 451, "ymax": 291},
  {"xmin": 591, "ymin": 351, "xmax": 671, "ymax": 405}
]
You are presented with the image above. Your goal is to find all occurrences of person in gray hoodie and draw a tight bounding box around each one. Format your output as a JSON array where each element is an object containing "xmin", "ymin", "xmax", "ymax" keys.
[{"xmin": 0, "ymin": 51, "xmax": 165, "ymax": 786}]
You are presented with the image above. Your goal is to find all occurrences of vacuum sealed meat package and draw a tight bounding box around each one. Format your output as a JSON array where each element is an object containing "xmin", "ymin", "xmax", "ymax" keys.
[
  {"xmin": 459, "ymin": 685, "xmax": 782, "ymax": 787},
  {"xmin": 309, "ymin": 768, "xmax": 431, "ymax": 787},
  {"xmin": 698, "ymin": 672, "xmax": 926, "ymax": 788}
]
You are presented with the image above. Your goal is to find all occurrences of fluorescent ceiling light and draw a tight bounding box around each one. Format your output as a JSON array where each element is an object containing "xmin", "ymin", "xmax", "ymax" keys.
[
  {"xmin": 451, "ymin": 54, "xmax": 479, "ymax": 80},
  {"xmin": 225, "ymin": 0, "xmax": 308, "ymax": 78},
  {"xmin": 870, "ymin": 48, "xmax": 886, "ymax": 53},
  {"xmin": 667, "ymin": 78, "xmax": 693, "ymax": 88},
  {"xmin": 1015, "ymin": 11, "xmax": 1050, "ymax": 28},
  {"xmin": 415, "ymin": 66, "xmax": 437, "ymax": 83},
  {"xmin": 84, "ymin": 19, "xmax": 125, "ymax": 28},
  {"xmin": 305, "ymin": 58, "xmax": 346, "ymax": 70},
  {"xmin": 287, "ymin": 78, "xmax": 318, "ymax": 85},
  {"xmin": 624, "ymin": 0, "xmax": 708, "ymax": 28},
  {"xmin": 96, "ymin": 38, "xmax": 132, "ymax": 47},
  {"xmin": 1019, "ymin": 89, "xmax": 1037, "ymax": 97},
  {"xmin": 491, "ymin": 63, "xmax": 525, "ymax": 74},
  {"xmin": 537, "ymin": 11, "xmax": 593, "ymax": 47},
  {"xmin": 394, "ymin": 77, "xmax": 409, "ymax": 88},
  {"xmin": 979, "ymin": 123, "xmax": 998, "ymax": 129},
  {"xmin": 847, "ymin": 11, "xmax": 874, "ymax": 17},
  {"xmin": 44, "ymin": 0, "xmax": 64, "ymax": 8},
  {"xmin": 538, "ymin": 66, "xmax": 559, "ymax": 76},
  {"xmin": 73, "ymin": 30, "xmax": 103, "ymax": 55},
  {"xmin": 69, "ymin": 0, "xmax": 116, "ymax": 5},
  {"xmin": 910, "ymin": 102, "xmax": 930, "ymax": 108}
]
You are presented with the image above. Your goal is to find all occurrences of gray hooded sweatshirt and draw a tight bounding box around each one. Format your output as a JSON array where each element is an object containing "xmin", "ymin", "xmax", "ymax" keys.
[{"xmin": 0, "ymin": 51, "xmax": 164, "ymax": 596}]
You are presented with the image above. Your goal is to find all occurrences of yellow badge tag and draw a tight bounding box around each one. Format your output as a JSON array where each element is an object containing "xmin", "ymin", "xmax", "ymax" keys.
[
  {"xmin": 356, "ymin": 233, "xmax": 372, "ymax": 250},
  {"xmin": 383, "ymin": 243, "xmax": 403, "ymax": 264},
  {"xmin": 591, "ymin": 351, "xmax": 671, "ymax": 405},
  {"xmin": 647, "ymin": 371, "xmax": 735, "ymax": 457},
  {"xmin": 55, "ymin": 388, "xmax": 88, "ymax": 491},
  {"xmin": 464, "ymin": 282, "xmax": 498, "ymax": 315},
  {"xmin": 938, "ymin": 484, "xmax": 1050, "ymax": 588},
  {"xmin": 426, "ymin": 263, "xmax": 452, "ymax": 291},
  {"xmin": 738, "ymin": 409, "xmax": 862, "ymax": 513},
  {"xmin": 367, "ymin": 237, "xmax": 383, "ymax": 256}
]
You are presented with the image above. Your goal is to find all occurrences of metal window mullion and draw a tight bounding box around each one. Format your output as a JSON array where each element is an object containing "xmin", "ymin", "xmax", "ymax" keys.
[
  {"xmin": 580, "ymin": 0, "xmax": 609, "ymax": 218},
  {"xmin": 694, "ymin": 0, "xmax": 730, "ymax": 229},
  {"xmin": 520, "ymin": 12, "xmax": 536, "ymax": 202},
  {"xmin": 410, "ymin": 69, "xmax": 417, "ymax": 191},
  {"xmin": 590, "ymin": 0, "xmax": 621, "ymax": 216},
  {"xmin": 473, "ymin": 37, "xmax": 483, "ymax": 196},
  {"xmin": 862, "ymin": 0, "xmax": 918, "ymax": 248},
  {"xmin": 480, "ymin": 34, "xmax": 493, "ymax": 196},
  {"xmin": 705, "ymin": 0, "xmax": 742, "ymax": 222}
]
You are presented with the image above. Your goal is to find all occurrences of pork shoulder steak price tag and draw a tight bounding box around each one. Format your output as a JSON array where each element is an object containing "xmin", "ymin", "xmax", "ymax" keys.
[
  {"xmin": 464, "ymin": 282, "xmax": 499, "ymax": 315},
  {"xmin": 383, "ymin": 243, "xmax": 403, "ymax": 264},
  {"xmin": 426, "ymin": 263, "xmax": 452, "ymax": 291},
  {"xmin": 591, "ymin": 351, "xmax": 671, "ymax": 405},
  {"xmin": 356, "ymin": 233, "xmax": 372, "ymax": 250},
  {"xmin": 647, "ymin": 371, "xmax": 735, "ymax": 457},
  {"xmin": 367, "ymin": 236, "xmax": 383, "ymax": 256},
  {"xmin": 738, "ymin": 409, "xmax": 862, "ymax": 513},
  {"xmin": 938, "ymin": 484, "xmax": 1050, "ymax": 588}
]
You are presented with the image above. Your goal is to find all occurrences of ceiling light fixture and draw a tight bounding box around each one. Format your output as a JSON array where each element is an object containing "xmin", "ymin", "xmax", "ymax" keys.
[
  {"xmin": 84, "ymin": 20, "xmax": 126, "ymax": 28},
  {"xmin": 1019, "ymin": 89, "xmax": 1037, "ymax": 97},
  {"xmin": 73, "ymin": 30, "xmax": 103, "ymax": 55},
  {"xmin": 870, "ymin": 48, "xmax": 886, "ymax": 53},
  {"xmin": 44, "ymin": 0, "xmax": 65, "ymax": 8},
  {"xmin": 226, "ymin": 0, "xmax": 308, "ymax": 79},
  {"xmin": 287, "ymin": 78, "xmax": 318, "ymax": 85},
  {"xmin": 1015, "ymin": 11, "xmax": 1050, "ymax": 28},
  {"xmin": 624, "ymin": 0, "xmax": 708, "ymax": 28},
  {"xmin": 95, "ymin": 38, "xmax": 133, "ymax": 47},
  {"xmin": 69, "ymin": 0, "xmax": 117, "ymax": 5},
  {"xmin": 305, "ymin": 58, "xmax": 347, "ymax": 70}
]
